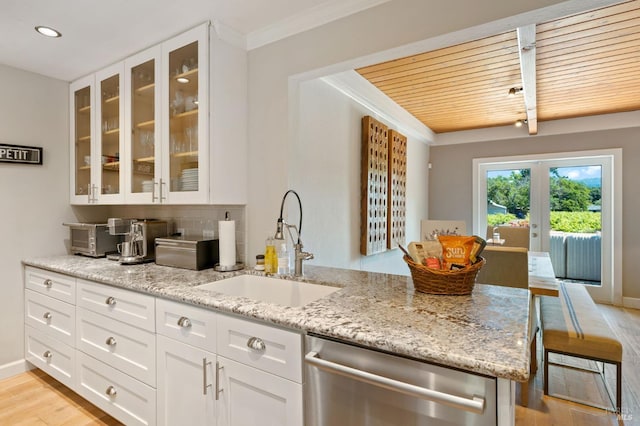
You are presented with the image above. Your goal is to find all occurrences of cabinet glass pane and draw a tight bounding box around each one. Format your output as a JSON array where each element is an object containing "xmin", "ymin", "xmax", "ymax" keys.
[
  {"xmin": 74, "ymin": 86, "xmax": 91, "ymax": 196},
  {"xmin": 100, "ymin": 74, "xmax": 120, "ymax": 195},
  {"xmin": 131, "ymin": 59, "xmax": 156, "ymax": 194},
  {"xmin": 168, "ymin": 41, "xmax": 199, "ymax": 193}
]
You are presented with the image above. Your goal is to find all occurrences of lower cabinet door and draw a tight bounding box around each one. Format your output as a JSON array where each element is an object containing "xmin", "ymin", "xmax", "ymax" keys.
[
  {"xmin": 217, "ymin": 356, "xmax": 303, "ymax": 426},
  {"xmin": 25, "ymin": 325, "xmax": 75, "ymax": 389},
  {"xmin": 76, "ymin": 352, "xmax": 156, "ymax": 426},
  {"xmin": 156, "ymin": 335, "xmax": 216, "ymax": 426}
]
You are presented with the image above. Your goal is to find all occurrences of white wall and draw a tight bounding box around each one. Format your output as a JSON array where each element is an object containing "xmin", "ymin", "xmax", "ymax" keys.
[
  {"xmin": 245, "ymin": 0, "xmax": 580, "ymax": 269},
  {"xmin": 0, "ymin": 65, "xmax": 72, "ymax": 377},
  {"xmin": 292, "ymin": 78, "xmax": 427, "ymax": 275}
]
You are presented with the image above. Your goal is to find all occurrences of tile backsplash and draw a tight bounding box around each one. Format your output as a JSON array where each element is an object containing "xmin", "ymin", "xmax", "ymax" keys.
[{"xmin": 71, "ymin": 205, "xmax": 246, "ymax": 263}]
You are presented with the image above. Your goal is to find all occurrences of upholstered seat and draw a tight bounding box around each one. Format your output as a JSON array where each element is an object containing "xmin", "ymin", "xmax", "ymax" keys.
[{"xmin": 475, "ymin": 246, "xmax": 529, "ymax": 289}]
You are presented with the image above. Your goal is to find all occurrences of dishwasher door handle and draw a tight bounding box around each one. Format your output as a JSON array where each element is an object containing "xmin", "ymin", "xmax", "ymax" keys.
[{"xmin": 305, "ymin": 351, "xmax": 485, "ymax": 414}]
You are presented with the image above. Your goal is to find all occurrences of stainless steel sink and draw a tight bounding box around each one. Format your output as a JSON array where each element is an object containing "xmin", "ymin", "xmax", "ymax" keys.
[{"xmin": 195, "ymin": 274, "xmax": 339, "ymax": 307}]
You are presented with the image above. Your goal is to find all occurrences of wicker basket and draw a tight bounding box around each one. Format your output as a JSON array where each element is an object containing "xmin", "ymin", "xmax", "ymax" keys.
[{"xmin": 403, "ymin": 255, "xmax": 485, "ymax": 295}]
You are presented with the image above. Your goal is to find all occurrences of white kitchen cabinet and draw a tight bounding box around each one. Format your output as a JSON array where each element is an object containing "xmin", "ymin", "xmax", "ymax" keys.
[
  {"xmin": 70, "ymin": 22, "xmax": 246, "ymax": 205},
  {"xmin": 25, "ymin": 325, "xmax": 75, "ymax": 389},
  {"xmin": 25, "ymin": 266, "xmax": 76, "ymax": 303},
  {"xmin": 70, "ymin": 65, "xmax": 125, "ymax": 204},
  {"xmin": 77, "ymin": 351, "xmax": 156, "ymax": 426},
  {"xmin": 217, "ymin": 356, "xmax": 303, "ymax": 426},
  {"xmin": 25, "ymin": 289, "xmax": 75, "ymax": 346},
  {"xmin": 157, "ymin": 334, "xmax": 217, "ymax": 426}
]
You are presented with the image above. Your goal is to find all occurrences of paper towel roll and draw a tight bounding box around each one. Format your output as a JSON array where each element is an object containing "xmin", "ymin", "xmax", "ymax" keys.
[{"xmin": 218, "ymin": 219, "xmax": 236, "ymax": 267}]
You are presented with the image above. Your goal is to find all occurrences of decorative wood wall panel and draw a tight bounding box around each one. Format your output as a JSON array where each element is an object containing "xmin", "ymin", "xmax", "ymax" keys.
[
  {"xmin": 361, "ymin": 116, "xmax": 388, "ymax": 255},
  {"xmin": 387, "ymin": 129, "xmax": 407, "ymax": 249}
]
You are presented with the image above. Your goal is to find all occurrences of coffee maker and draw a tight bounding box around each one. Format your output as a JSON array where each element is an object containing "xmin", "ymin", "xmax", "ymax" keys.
[{"xmin": 107, "ymin": 218, "xmax": 168, "ymax": 264}]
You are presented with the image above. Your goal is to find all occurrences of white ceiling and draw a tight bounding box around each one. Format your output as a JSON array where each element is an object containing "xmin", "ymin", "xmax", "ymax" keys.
[{"xmin": 0, "ymin": 0, "xmax": 387, "ymax": 82}]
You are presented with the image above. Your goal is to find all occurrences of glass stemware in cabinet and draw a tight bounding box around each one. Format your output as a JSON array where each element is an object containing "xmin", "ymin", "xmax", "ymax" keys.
[{"xmin": 100, "ymin": 74, "xmax": 121, "ymax": 196}]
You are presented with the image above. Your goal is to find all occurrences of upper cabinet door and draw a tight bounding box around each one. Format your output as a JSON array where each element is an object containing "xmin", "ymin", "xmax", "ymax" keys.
[
  {"xmin": 94, "ymin": 63, "xmax": 125, "ymax": 204},
  {"xmin": 124, "ymin": 46, "xmax": 162, "ymax": 204},
  {"xmin": 161, "ymin": 23, "xmax": 209, "ymax": 204},
  {"xmin": 70, "ymin": 75, "xmax": 95, "ymax": 205}
]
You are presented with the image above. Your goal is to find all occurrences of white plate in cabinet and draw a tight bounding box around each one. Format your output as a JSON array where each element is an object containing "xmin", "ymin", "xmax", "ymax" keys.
[
  {"xmin": 25, "ymin": 325, "xmax": 75, "ymax": 389},
  {"xmin": 25, "ymin": 290, "xmax": 75, "ymax": 346},
  {"xmin": 217, "ymin": 356, "xmax": 303, "ymax": 426},
  {"xmin": 77, "ymin": 307, "xmax": 156, "ymax": 387},
  {"xmin": 217, "ymin": 314, "xmax": 302, "ymax": 383},
  {"xmin": 156, "ymin": 335, "xmax": 216, "ymax": 426},
  {"xmin": 156, "ymin": 298, "xmax": 216, "ymax": 352},
  {"xmin": 77, "ymin": 279, "xmax": 155, "ymax": 332},
  {"xmin": 76, "ymin": 352, "xmax": 156, "ymax": 426},
  {"xmin": 25, "ymin": 266, "xmax": 75, "ymax": 304}
]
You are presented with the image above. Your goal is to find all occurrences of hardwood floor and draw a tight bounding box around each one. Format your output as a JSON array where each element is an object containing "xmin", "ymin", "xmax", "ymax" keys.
[{"xmin": 2, "ymin": 304, "xmax": 638, "ymax": 425}]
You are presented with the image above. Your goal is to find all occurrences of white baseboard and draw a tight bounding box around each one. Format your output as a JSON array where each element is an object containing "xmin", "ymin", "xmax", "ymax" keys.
[
  {"xmin": 0, "ymin": 359, "xmax": 32, "ymax": 381},
  {"xmin": 623, "ymin": 297, "xmax": 640, "ymax": 310}
]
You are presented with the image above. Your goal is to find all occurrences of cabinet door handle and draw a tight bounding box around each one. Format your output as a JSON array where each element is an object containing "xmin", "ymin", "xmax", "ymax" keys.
[
  {"xmin": 105, "ymin": 336, "xmax": 117, "ymax": 346},
  {"xmin": 160, "ymin": 178, "xmax": 166, "ymax": 201},
  {"xmin": 177, "ymin": 316, "xmax": 192, "ymax": 328},
  {"xmin": 216, "ymin": 361, "xmax": 223, "ymax": 401},
  {"xmin": 43, "ymin": 312, "xmax": 52, "ymax": 320},
  {"xmin": 247, "ymin": 337, "xmax": 266, "ymax": 352},
  {"xmin": 87, "ymin": 184, "xmax": 92, "ymax": 203},
  {"xmin": 152, "ymin": 180, "xmax": 159, "ymax": 202},
  {"xmin": 105, "ymin": 385, "xmax": 117, "ymax": 397},
  {"xmin": 202, "ymin": 358, "xmax": 212, "ymax": 395},
  {"xmin": 105, "ymin": 296, "xmax": 116, "ymax": 306},
  {"xmin": 43, "ymin": 279, "xmax": 53, "ymax": 288},
  {"xmin": 43, "ymin": 350, "xmax": 52, "ymax": 359}
]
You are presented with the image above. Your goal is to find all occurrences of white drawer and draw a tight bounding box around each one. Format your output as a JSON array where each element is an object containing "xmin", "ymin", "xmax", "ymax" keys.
[
  {"xmin": 25, "ymin": 325, "xmax": 75, "ymax": 389},
  {"xmin": 156, "ymin": 298, "xmax": 217, "ymax": 352},
  {"xmin": 76, "ymin": 352, "xmax": 156, "ymax": 426},
  {"xmin": 25, "ymin": 289, "xmax": 75, "ymax": 346},
  {"xmin": 25, "ymin": 266, "xmax": 75, "ymax": 304},
  {"xmin": 77, "ymin": 307, "xmax": 156, "ymax": 387},
  {"xmin": 77, "ymin": 279, "xmax": 155, "ymax": 332},
  {"xmin": 217, "ymin": 314, "xmax": 302, "ymax": 383}
]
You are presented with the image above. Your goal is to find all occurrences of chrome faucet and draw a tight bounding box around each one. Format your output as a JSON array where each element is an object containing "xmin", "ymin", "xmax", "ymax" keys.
[{"xmin": 274, "ymin": 190, "xmax": 314, "ymax": 276}]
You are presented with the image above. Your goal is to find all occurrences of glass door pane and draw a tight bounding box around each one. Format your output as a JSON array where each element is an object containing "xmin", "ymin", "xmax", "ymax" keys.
[
  {"xmin": 100, "ymin": 74, "xmax": 121, "ymax": 196},
  {"xmin": 131, "ymin": 59, "xmax": 156, "ymax": 194},
  {"xmin": 74, "ymin": 85, "xmax": 92, "ymax": 197},
  {"xmin": 485, "ymin": 167, "xmax": 532, "ymax": 246},
  {"xmin": 547, "ymin": 165, "xmax": 602, "ymax": 286},
  {"xmin": 168, "ymin": 41, "xmax": 199, "ymax": 193}
]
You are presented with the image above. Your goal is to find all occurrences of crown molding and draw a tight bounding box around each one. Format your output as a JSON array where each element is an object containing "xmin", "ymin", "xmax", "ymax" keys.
[
  {"xmin": 211, "ymin": 20, "xmax": 248, "ymax": 50},
  {"xmin": 246, "ymin": 0, "xmax": 390, "ymax": 50}
]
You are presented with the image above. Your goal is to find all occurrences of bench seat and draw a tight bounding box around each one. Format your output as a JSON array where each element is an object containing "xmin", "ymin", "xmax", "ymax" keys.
[{"xmin": 540, "ymin": 282, "xmax": 622, "ymax": 412}]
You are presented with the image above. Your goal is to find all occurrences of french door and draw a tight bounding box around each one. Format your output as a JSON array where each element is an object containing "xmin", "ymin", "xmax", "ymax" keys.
[{"xmin": 473, "ymin": 150, "xmax": 621, "ymax": 304}]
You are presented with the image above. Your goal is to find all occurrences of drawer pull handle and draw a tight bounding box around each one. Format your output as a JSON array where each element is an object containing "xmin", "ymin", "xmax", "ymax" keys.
[
  {"xmin": 105, "ymin": 296, "xmax": 116, "ymax": 306},
  {"xmin": 44, "ymin": 279, "xmax": 53, "ymax": 288},
  {"xmin": 43, "ymin": 312, "xmax": 52, "ymax": 320},
  {"xmin": 105, "ymin": 386, "xmax": 117, "ymax": 397},
  {"xmin": 106, "ymin": 337, "xmax": 117, "ymax": 346},
  {"xmin": 43, "ymin": 350, "xmax": 52, "ymax": 359},
  {"xmin": 178, "ymin": 316, "xmax": 192, "ymax": 328},
  {"xmin": 247, "ymin": 337, "xmax": 266, "ymax": 352}
]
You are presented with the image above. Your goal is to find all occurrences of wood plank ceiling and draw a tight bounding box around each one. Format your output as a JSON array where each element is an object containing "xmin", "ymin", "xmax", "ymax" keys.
[{"xmin": 356, "ymin": 0, "xmax": 640, "ymax": 135}]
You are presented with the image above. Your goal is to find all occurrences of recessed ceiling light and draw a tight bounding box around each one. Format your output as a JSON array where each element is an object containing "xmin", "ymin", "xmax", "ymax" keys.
[
  {"xmin": 35, "ymin": 26, "xmax": 62, "ymax": 38},
  {"xmin": 176, "ymin": 77, "xmax": 190, "ymax": 84}
]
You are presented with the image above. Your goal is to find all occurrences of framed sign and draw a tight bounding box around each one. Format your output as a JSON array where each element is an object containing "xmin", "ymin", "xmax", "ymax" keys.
[{"xmin": 0, "ymin": 143, "xmax": 43, "ymax": 165}]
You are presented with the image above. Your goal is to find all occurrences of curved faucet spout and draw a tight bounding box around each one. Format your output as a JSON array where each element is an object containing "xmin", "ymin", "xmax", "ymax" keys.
[{"xmin": 275, "ymin": 189, "xmax": 313, "ymax": 276}]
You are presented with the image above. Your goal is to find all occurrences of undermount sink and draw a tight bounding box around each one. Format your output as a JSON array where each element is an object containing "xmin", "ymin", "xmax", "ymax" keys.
[{"xmin": 195, "ymin": 274, "xmax": 340, "ymax": 307}]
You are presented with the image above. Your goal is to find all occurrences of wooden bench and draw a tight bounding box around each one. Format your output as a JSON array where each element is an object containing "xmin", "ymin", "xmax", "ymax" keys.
[{"xmin": 540, "ymin": 282, "xmax": 622, "ymax": 412}]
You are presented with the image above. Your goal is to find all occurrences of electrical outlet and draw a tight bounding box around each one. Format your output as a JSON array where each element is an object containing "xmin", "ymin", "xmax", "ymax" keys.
[
  {"xmin": 203, "ymin": 229, "xmax": 215, "ymax": 238},
  {"xmin": 177, "ymin": 228, "xmax": 185, "ymax": 236}
]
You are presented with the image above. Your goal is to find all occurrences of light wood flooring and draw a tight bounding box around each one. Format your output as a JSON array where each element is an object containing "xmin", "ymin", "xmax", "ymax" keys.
[{"xmin": 1, "ymin": 304, "xmax": 638, "ymax": 425}]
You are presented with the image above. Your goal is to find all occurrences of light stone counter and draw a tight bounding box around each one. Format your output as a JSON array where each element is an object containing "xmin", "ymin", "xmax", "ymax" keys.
[{"xmin": 23, "ymin": 255, "xmax": 531, "ymax": 382}]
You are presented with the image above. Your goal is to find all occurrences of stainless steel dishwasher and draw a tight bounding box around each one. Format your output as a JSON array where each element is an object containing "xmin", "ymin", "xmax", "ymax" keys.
[{"xmin": 305, "ymin": 334, "xmax": 497, "ymax": 426}]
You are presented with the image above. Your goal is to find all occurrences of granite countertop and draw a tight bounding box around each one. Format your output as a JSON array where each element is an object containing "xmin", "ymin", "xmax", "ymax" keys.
[{"xmin": 23, "ymin": 255, "xmax": 531, "ymax": 382}]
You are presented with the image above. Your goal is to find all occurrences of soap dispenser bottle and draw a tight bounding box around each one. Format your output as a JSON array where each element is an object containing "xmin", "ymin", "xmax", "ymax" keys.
[
  {"xmin": 265, "ymin": 237, "xmax": 277, "ymax": 274},
  {"xmin": 277, "ymin": 239, "xmax": 290, "ymax": 275}
]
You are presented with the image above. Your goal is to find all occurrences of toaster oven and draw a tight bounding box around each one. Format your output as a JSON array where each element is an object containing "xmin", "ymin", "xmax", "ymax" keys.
[{"xmin": 63, "ymin": 222, "xmax": 121, "ymax": 257}]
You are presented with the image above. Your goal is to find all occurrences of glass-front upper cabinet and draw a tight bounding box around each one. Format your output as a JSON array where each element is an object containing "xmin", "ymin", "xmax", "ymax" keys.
[
  {"xmin": 70, "ymin": 75, "xmax": 95, "ymax": 204},
  {"xmin": 95, "ymin": 63, "xmax": 125, "ymax": 204},
  {"xmin": 161, "ymin": 23, "xmax": 209, "ymax": 204},
  {"xmin": 124, "ymin": 46, "xmax": 161, "ymax": 204}
]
